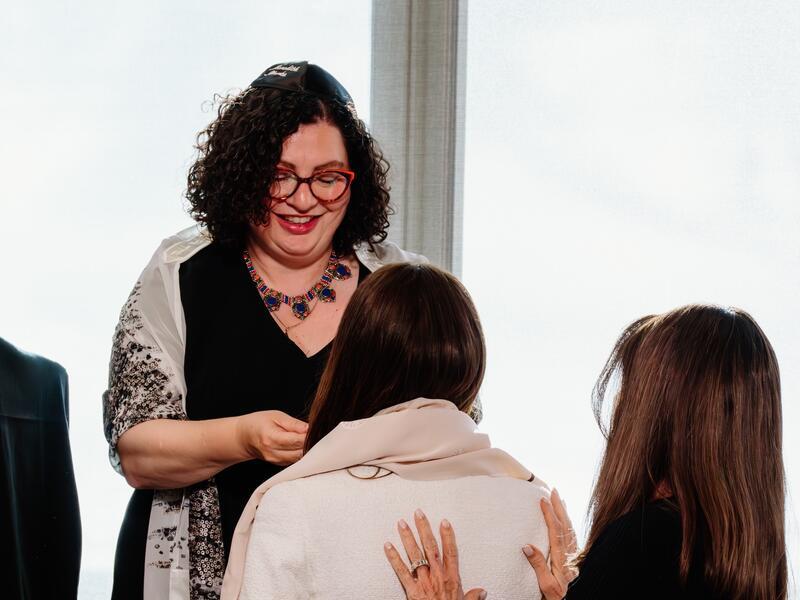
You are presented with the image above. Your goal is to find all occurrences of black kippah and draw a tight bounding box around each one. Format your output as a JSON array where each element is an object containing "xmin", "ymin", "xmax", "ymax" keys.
[{"xmin": 250, "ymin": 61, "xmax": 353, "ymax": 106}]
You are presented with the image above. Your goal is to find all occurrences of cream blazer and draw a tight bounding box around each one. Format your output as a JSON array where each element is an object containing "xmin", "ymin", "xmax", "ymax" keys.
[
  {"xmin": 226, "ymin": 400, "xmax": 549, "ymax": 600},
  {"xmin": 240, "ymin": 471, "xmax": 548, "ymax": 599}
]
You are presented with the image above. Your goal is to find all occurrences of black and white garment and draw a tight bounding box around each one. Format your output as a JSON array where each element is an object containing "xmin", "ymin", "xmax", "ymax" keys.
[{"xmin": 103, "ymin": 226, "xmax": 429, "ymax": 600}]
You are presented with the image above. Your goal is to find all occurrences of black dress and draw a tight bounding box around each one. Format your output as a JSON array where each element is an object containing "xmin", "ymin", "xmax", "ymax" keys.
[
  {"xmin": 565, "ymin": 499, "xmax": 719, "ymax": 599},
  {"xmin": 111, "ymin": 243, "xmax": 369, "ymax": 598}
]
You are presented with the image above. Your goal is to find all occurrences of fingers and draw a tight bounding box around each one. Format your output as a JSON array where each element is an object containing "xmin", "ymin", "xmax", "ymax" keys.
[
  {"xmin": 413, "ymin": 510, "xmax": 442, "ymax": 576},
  {"xmin": 397, "ymin": 519, "xmax": 425, "ymax": 562},
  {"xmin": 550, "ymin": 489, "xmax": 577, "ymax": 555},
  {"xmin": 441, "ymin": 518, "xmax": 474, "ymax": 597},
  {"xmin": 270, "ymin": 429, "xmax": 306, "ymax": 451},
  {"xmin": 268, "ymin": 449, "xmax": 303, "ymax": 466},
  {"xmin": 547, "ymin": 490, "xmax": 579, "ymax": 586},
  {"xmin": 271, "ymin": 411, "xmax": 309, "ymax": 434},
  {"xmin": 247, "ymin": 411, "xmax": 307, "ymax": 463},
  {"xmin": 440, "ymin": 518, "xmax": 460, "ymax": 579},
  {"xmin": 550, "ymin": 489, "xmax": 570, "ymax": 527},
  {"xmin": 523, "ymin": 544, "xmax": 564, "ymax": 600},
  {"xmin": 540, "ymin": 497, "xmax": 566, "ymax": 573},
  {"xmin": 384, "ymin": 542, "xmax": 418, "ymax": 592},
  {"xmin": 397, "ymin": 519, "xmax": 431, "ymax": 586},
  {"xmin": 391, "ymin": 515, "xmax": 479, "ymax": 599}
]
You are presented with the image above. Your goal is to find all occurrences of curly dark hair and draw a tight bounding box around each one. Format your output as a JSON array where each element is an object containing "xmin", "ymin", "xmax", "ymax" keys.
[{"xmin": 185, "ymin": 88, "xmax": 391, "ymax": 254}]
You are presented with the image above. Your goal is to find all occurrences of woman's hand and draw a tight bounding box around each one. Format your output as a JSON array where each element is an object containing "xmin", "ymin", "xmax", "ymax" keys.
[
  {"xmin": 384, "ymin": 509, "xmax": 486, "ymax": 600},
  {"xmin": 522, "ymin": 489, "xmax": 578, "ymax": 600},
  {"xmin": 236, "ymin": 410, "xmax": 308, "ymax": 466},
  {"xmin": 119, "ymin": 410, "xmax": 307, "ymax": 489}
]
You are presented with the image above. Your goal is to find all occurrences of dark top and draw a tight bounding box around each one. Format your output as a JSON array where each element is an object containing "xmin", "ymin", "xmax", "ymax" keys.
[
  {"xmin": 565, "ymin": 500, "xmax": 719, "ymax": 600},
  {"xmin": 111, "ymin": 243, "xmax": 369, "ymax": 596},
  {"xmin": 0, "ymin": 337, "xmax": 81, "ymax": 600}
]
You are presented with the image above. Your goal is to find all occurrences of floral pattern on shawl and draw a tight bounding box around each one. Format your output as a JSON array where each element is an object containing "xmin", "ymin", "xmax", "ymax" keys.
[
  {"xmin": 146, "ymin": 489, "xmax": 187, "ymax": 569},
  {"xmin": 103, "ymin": 282, "xmax": 184, "ymax": 473},
  {"xmin": 103, "ymin": 278, "xmax": 225, "ymax": 598},
  {"xmin": 189, "ymin": 482, "xmax": 224, "ymax": 599}
]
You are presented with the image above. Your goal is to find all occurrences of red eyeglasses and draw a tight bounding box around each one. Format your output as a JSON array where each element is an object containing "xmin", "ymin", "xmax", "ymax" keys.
[{"xmin": 269, "ymin": 168, "xmax": 356, "ymax": 203}]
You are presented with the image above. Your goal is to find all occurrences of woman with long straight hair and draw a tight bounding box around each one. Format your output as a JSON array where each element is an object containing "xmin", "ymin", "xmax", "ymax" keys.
[
  {"xmin": 221, "ymin": 263, "xmax": 551, "ymax": 600},
  {"xmin": 560, "ymin": 305, "xmax": 787, "ymax": 599},
  {"xmin": 393, "ymin": 305, "xmax": 788, "ymax": 600}
]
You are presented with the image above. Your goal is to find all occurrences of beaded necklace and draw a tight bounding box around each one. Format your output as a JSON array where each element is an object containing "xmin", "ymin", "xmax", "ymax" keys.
[{"xmin": 243, "ymin": 249, "xmax": 352, "ymax": 321}]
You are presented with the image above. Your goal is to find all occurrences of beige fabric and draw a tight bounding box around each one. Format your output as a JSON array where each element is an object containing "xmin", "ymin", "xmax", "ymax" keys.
[
  {"xmin": 221, "ymin": 398, "xmax": 536, "ymax": 599},
  {"xmin": 240, "ymin": 471, "xmax": 547, "ymax": 599}
]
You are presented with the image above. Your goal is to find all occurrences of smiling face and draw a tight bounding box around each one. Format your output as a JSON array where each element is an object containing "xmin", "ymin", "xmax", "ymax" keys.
[{"xmin": 249, "ymin": 120, "xmax": 351, "ymax": 264}]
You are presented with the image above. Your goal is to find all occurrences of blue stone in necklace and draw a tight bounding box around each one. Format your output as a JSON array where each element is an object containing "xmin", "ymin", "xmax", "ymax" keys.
[
  {"xmin": 263, "ymin": 290, "xmax": 282, "ymax": 312},
  {"xmin": 291, "ymin": 298, "xmax": 311, "ymax": 320},
  {"xmin": 333, "ymin": 263, "xmax": 351, "ymax": 280},
  {"xmin": 242, "ymin": 249, "xmax": 351, "ymax": 321}
]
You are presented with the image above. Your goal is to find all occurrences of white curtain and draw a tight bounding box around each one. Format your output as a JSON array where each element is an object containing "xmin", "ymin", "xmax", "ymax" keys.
[{"xmin": 370, "ymin": 0, "xmax": 467, "ymax": 275}]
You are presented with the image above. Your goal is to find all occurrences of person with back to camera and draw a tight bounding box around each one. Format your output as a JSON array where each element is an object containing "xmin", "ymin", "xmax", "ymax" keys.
[
  {"xmin": 102, "ymin": 61, "xmax": 432, "ymax": 600},
  {"xmin": 0, "ymin": 337, "xmax": 81, "ymax": 599},
  {"xmin": 220, "ymin": 263, "xmax": 552, "ymax": 600},
  {"xmin": 387, "ymin": 304, "xmax": 788, "ymax": 600}
]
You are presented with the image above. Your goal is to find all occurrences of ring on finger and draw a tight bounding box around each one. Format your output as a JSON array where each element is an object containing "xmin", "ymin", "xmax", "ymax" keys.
[{"xmin": 409, "ymin": 558, "xmax": 430, "ymax": 574}]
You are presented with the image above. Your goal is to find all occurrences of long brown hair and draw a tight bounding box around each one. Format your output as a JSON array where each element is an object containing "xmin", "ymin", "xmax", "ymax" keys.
[
  {"xmin": 304, "ymin": 263, "xmax": 486, "ymax": 452},
  {"xmin": 582, "ymin": 305, "xmax": 786, "ymax": 599}
]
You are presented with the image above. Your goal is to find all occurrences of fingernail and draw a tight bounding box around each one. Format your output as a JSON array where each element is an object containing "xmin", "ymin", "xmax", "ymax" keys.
[
  {"xmin": 552, "ymin": 488, "xmax": 560, "ymax": 500},
  {"xmin": 522, "ymin": 545, "xmax": 534, "ymax": 557},
  {"xmin": 415, "ymin": 508, "xmax": 424, "ymax": 519},
  {"xmin": 442, "ymin": 519, "xmax": 451, "ymax": 529},
  {"xmin": 479, "ymin": 592, "xmax": 487, "ymax": 600},
  {"xmin": 384, "ymin": 542, "xmax": 393, "ymax": 551},
  {"xmin": 398, "ymin": 519, "xmax": 409, "ymax": 530}
]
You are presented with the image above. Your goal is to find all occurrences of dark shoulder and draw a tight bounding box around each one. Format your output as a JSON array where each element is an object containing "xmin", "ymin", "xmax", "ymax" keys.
[
  {"xmin": 179, "ymin": 241, "xmax": 239, "ymax": 278},
  {"xmin": 565, "ymin": 500, "xmax": 683, "ymax": 599},
  {"xmin": 0, "ymin": 337, "xmax": 68, "ymax": 419},
  {"xmin": 0, "ymin": 337, "xmax": 67, "ymax": 382},
  {"xmin": 178, "ymin": 242, "xmax": 247, "ymax": 304},
  {"xmin": 593, "ymin": 499, "xmax": 682, "ymax": 561},
  {"xmin": 622, "ymin": 499, "xmax": 683, "ymax": 558}
]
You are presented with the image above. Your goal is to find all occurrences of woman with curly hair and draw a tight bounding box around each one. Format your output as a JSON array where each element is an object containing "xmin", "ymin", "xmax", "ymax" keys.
[{"xmin": 102, "ymin": 62, "xmax": 426, "ymax": 600}]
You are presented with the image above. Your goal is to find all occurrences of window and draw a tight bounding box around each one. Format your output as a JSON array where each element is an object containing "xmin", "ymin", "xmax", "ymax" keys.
[{"xmin": 463, "ymin": 0, "xmax": 799, "ymax": 573}]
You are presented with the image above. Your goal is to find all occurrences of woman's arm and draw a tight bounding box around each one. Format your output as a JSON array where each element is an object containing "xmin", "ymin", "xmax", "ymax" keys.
[
  {"xmin": 104, "ymin": 244, "xmax": 306, "ymax": 490},
  {"xmin": 118, "ymin": 410, "xmax": 307, "ymax": 489}
]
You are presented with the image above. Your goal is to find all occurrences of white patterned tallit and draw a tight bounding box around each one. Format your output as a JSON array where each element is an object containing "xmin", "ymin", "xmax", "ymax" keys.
[{"xmin": 103, "ymin": 225, "xmax": 428, "ymax": 600}]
